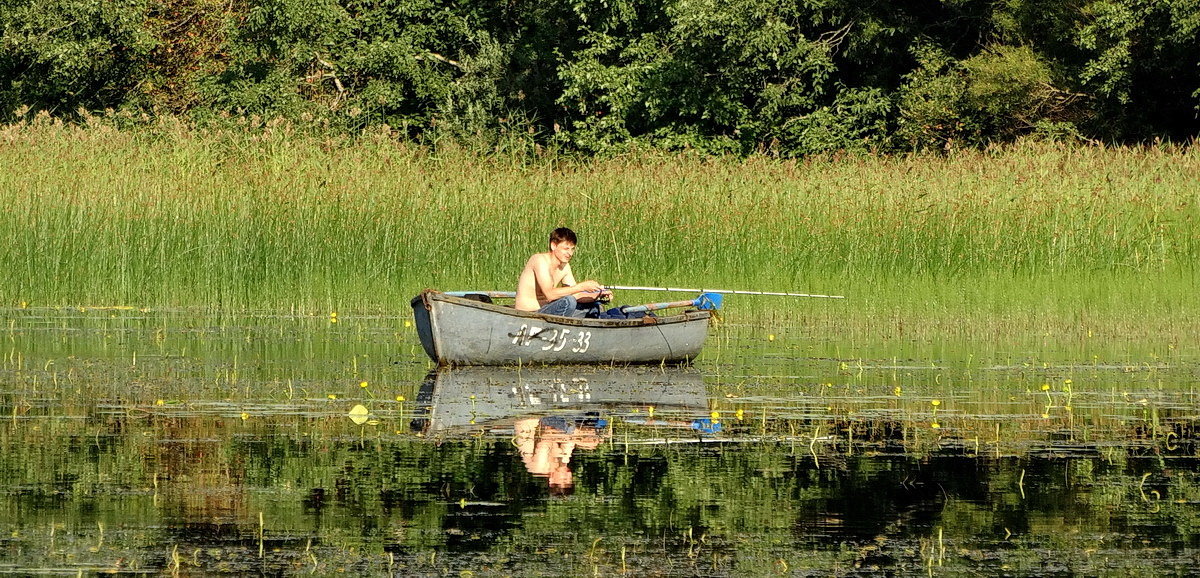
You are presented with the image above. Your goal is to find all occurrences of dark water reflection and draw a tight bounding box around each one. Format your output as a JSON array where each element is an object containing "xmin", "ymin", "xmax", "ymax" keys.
[{"xmin": 0, "ymin": 308, "xmax": 1198, "ymax": 575}]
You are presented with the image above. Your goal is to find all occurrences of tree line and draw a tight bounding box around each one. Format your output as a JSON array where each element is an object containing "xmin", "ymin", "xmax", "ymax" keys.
[{"xmin": 3, "ymin": 0, "xmax": 1198, "ymax": 155}]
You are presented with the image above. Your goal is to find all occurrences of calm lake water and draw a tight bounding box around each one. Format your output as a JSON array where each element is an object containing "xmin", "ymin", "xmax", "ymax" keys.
[{"xmin": 1, "ymin": 307, "xmax": 1197, "ymax": 576}]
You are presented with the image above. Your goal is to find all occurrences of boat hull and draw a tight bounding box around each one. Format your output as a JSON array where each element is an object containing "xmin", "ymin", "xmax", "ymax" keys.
[{"xmin": 411, "ymin": 291, "xmax": 711, "ymax": 366}]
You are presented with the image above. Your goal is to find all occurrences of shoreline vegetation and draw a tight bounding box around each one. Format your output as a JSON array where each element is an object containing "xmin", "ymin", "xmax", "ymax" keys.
[{"xmin": 1, "ymin": 117, "xmax": 1197, "ymax": 344}]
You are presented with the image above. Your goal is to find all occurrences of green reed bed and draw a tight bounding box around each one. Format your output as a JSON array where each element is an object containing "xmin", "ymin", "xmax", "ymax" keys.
[{"xmin": 1, "ymin": 117, "xmax": 1196, "ymax": 339}]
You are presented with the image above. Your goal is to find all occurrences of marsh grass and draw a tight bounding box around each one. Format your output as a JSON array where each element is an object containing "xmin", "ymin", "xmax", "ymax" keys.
[{"xmin": 1, "ymin": 115, "xmax": 1196, "ymax": 338}]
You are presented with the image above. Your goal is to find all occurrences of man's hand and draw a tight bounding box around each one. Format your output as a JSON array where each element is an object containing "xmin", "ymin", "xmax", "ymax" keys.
[
  {"xmin": 574, "ymin": 280, "xmax": 603, "ymax": 293},
  {"xmin": 574, "ymin": 281, "xmax": 611, "ymax": 303}
]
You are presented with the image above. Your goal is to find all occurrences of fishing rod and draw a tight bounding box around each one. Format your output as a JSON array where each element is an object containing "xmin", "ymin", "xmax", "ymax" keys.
[{"xmin": 605, "ymin": 286, "xmax": 845, "ymax": 299}]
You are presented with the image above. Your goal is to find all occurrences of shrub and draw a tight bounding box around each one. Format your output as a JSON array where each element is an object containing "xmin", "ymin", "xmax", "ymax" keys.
[{"xmin": 0, "ymin": 0, "xmax": 154, "ymax": 119}]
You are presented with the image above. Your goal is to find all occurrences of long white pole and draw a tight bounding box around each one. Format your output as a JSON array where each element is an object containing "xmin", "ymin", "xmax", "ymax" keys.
[{"xmin": 606, "ymin": 285, "xmax": 844, "ymax": 299}]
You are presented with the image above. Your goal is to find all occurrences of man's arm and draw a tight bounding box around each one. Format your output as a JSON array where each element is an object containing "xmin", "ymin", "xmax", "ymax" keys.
[
  {"xmin": 564, "ymin": 266, "xmax": 613, "ymax": 302},
  {"xmin": 532, "ymin": 257, "xmax": 584, "ymax": 301},
  {"xmin": 533, "ymin": 257, "xmax": 607, "ymax": 302},
  {"xmin": 558, "ymin": 264, "xmax": 612, "ymax": 302}
]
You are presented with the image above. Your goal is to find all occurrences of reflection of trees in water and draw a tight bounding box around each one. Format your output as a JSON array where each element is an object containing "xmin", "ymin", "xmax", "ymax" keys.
[
  {"xmin": 147, "ymin": 415, "xmax": 250, "ymax": 525},
  {"xmin": 3, "ymin": 400, "xmax": 1199, "ymax": 574}
]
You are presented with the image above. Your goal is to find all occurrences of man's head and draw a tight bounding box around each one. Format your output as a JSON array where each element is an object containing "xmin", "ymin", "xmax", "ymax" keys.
[
  {"xmin": 549, "ymin": 227, "xmax": 577, "ymax": 247},
  {"xmin": 549, "ymin": 227, "xmax": 578, "ymax": 263}
]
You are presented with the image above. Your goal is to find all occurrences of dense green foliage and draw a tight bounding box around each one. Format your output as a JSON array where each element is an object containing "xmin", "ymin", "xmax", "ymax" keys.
[{"xmin": 3, "ymin": 0, "xmax": 1198, "ymax": 153}]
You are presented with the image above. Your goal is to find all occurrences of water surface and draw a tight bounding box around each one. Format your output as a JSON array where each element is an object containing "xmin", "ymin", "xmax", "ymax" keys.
[{"xmin": 1, "ymin": 308, "xmax": 1197, "ymax": 575}]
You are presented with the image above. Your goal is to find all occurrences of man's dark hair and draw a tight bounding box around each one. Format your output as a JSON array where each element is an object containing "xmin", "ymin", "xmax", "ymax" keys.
[{"xmin": 549, "ymin": 227, "xmax": 577, "ymax": 246}]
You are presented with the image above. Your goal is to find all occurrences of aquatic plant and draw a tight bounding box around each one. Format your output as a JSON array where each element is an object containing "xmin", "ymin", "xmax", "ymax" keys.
[{"xmin": 0, "ymin": 118, "xmax": 1196, "ymax": 343}]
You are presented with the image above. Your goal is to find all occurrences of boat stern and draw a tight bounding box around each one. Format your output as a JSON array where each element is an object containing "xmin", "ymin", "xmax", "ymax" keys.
[{"xmin": 410, "ymin": 292, "xmax": 441, "ymax": 363}]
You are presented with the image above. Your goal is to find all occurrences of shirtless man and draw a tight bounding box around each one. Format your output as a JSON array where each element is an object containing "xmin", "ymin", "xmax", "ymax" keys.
[{"xmin": 514, "ymin": 227, "xmax": 612, "ymax": 317}]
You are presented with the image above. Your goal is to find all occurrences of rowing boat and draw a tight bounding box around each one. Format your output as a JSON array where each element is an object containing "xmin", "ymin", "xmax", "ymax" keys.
[{"xmin": 410, "ymin": 290, "xmax": 712, "ymax": 366}]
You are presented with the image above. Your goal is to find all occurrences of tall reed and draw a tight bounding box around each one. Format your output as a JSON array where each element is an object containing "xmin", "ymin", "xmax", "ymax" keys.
[{"xmin": 1, "ymin": 115, "xmax": 1196, "ymax": 335}]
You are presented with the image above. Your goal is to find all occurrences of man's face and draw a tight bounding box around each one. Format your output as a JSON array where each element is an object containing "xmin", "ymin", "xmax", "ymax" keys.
[{"xmin": 550, "ymin": 241, "xmax": 576, "ymax": 263}]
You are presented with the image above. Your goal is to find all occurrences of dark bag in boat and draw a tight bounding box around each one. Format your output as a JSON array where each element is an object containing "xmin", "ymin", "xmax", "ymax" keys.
[{"xmin": 593, "ymin": 306, "xmax": 650, "ymax": 320}]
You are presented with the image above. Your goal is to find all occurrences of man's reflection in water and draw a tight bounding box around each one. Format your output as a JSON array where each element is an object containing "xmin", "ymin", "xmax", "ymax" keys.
[{"xmin": 514, "ymin": 415, "xmax": 606, "ymax": 495}]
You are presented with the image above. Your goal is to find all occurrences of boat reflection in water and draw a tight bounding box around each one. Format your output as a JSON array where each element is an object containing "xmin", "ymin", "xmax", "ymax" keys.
[{"xmin": 412, "ymin": 366, "xmax": 714, "ymax": 493}]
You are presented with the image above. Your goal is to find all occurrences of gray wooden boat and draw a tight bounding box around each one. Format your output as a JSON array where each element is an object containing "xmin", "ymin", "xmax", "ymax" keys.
[
  {"xmin": 411, "ymin": 366, "xmax": 709, "ymax": 435},
  {"xmin": 410, "ymin": 290, "xmax": 712, "ymax": 366}
]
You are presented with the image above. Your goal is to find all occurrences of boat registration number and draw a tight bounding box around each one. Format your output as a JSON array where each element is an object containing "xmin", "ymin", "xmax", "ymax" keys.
[{"xmin": 510, "ymin": 324, "xmax": 592, "ymax": 353}]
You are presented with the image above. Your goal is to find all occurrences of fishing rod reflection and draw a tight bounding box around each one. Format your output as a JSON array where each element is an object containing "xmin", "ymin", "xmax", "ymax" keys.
[{"xmin": 411, "ymin": 366, "xmax": 717, "ymax": 494}]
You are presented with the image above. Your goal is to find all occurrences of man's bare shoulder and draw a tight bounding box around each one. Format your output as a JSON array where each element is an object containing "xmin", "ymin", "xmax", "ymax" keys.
[{"xmin": 523, "ymin": 251, "xmax": 552, "ymax": 269}]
